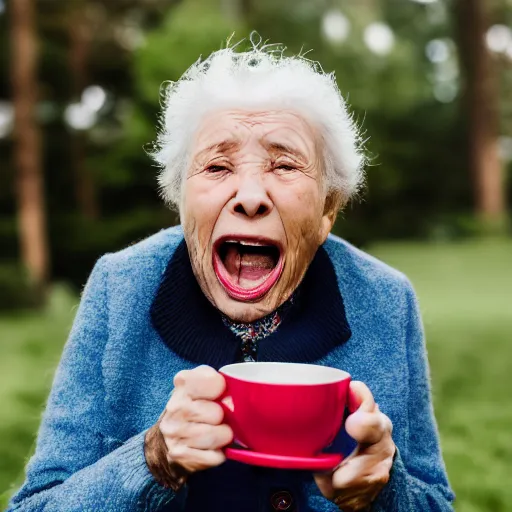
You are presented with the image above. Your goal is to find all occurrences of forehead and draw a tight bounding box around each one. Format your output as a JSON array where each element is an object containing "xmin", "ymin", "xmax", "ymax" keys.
[{"xmin": 191, "ymin": 109, "xmax": 318, "ymax": 155}]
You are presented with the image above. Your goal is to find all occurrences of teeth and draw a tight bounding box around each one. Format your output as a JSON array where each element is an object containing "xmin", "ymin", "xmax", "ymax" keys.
[
  {"xmin": 224, "ymin": 239, "xmax": 270, "ymax": 247},
  {"xmin": 239, "ymin": 240, "xmax": 267, "ymax": 247}
]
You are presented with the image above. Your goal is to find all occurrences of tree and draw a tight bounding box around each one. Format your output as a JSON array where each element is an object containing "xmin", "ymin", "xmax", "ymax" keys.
[
  {"xmin": 453, "ymin": 0, "xmax": 506, "ymax": 230},
  {"xmin": 9, "ymin": 0, "xmax": 50, "ymax": 302},
  {"xmin": 68, "ymin": 1, "xmax": 99, "ymax": 220}
]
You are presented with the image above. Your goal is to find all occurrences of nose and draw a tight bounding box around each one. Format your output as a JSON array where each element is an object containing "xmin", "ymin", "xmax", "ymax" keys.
[{"xmin": 229, "ymin": 175, "xmax": 273, "ymax": 218}]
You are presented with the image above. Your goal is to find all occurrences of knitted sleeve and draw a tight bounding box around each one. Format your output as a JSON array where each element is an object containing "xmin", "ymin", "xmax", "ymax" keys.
[
  {"xmin": 370, "ymin": 278, "xmax": 455, "ymax": 511},
  {"xmin": 6, "ymin": 256, "xmax": 183, "ymax": 512}
]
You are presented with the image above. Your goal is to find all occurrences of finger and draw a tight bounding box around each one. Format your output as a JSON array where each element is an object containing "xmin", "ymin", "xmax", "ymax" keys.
[
  {"xmin": 334, "ymin": 492, "xmax": 375, "ymax": 512},
  {"xmin": 173, "ymin": 365, "xmax": 226, "ymax": 400},
  {"xmin": 348, "ymin": 381, "xmax": 376, "ymax": 413},
  {"xmin": 187, "ymin": 424, "xmax": 233, "ymax": 450},
  {"xmin": 314, "ymin": 460, "xmax": 384, "ymax": 501},
  {"xmin": 160, "ymin": 420, "xmax": 233, "ymax": 450},
  {"xmin": 332, "ymin": 456, "xmax": 389, "ymax": 495},
  {"xmin": 314, "ymin": 459, "xmax": 381, "ymax": 502},
  {"xmin": 181, "ymin": 423, "xmax": 234, "ymax": 450},
  {"xmin": 331, "ymin": 455, "xmax": 375, "ymax": 489},
  {"xmin": 313, "ymin": 472, "xmax": 335, "ymax": 499},
  {"xmin": 167, "ymin": 444, "xmax": 226, "ymax": 473},
  {"xmin": 345, "ymin": 411, "xmax": 389, "ymax": 445},
  {"xmin": 169, "ymin": 398, "xmax": 224, "ymax": 425}
]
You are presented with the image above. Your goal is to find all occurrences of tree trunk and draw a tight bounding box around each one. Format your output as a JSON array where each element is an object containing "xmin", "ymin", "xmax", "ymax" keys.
[
  {"xmin": 69, "ymin": 3, "xmax": 99, "ymax": 220},
  {"xmin": 453, "ymin": 0, "xmax": 505, "ymax": 229},
  {"xmin": 10, "ymin": 0, "xmax": 49, "ymax": 302}
]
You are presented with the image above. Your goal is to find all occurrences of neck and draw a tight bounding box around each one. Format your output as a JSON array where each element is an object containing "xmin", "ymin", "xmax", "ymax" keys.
[
  {"xmin": 150, "ymin": 239, "xmax": 352, "ymax": 369},
  {"xmin": 222, "ymin": 293, "xmax": 298, "ymax": 361}
]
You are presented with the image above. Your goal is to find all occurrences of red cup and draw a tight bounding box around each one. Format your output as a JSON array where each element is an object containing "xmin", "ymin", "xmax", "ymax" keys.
[{"xmin": 218, "ymin": 362, "xmax": 351, "ymax": 457}]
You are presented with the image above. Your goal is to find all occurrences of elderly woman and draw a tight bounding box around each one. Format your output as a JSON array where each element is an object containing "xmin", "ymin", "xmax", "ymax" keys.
[{"xmin": 8, "ymin": 41, "xmax": 454, "ymax": 512}]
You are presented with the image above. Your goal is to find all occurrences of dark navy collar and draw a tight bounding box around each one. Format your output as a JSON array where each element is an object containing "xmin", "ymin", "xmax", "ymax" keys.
[{"xmin": 150, "ymin": 239, "xmax": 351, "ymax": 369}]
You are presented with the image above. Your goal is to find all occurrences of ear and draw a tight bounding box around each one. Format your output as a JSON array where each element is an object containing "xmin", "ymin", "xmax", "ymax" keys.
[{"xmin": 319, "ymin": 192, "xmax": 342, "ymax": 243}]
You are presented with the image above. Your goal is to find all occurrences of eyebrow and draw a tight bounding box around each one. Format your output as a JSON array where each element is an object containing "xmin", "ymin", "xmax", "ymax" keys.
[
  {"xmin": 194, "ymin": 139, "xmax": 308, "ymax": 163},
  {"xmin": 196, "ymin": 140, "xmax": 240, "ymax": 159},
  {"xmin": 263, "ymin": 141, "xmax": 308, "ymax": 163}
]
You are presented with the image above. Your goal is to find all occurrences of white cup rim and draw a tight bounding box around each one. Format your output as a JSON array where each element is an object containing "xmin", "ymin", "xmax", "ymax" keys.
[{"xmin": 219, "ymin": 362, "xmax": 350, "ymax": 386}]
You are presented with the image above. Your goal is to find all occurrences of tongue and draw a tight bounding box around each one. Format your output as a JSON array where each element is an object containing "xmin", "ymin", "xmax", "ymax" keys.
[{"xmin": 224, "ymin": 246, "xmax": 275, "ymax": 284}]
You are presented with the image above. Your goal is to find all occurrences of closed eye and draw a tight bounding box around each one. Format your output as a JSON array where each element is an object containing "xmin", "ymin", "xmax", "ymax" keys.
[
  {"xmin": 275, "ymin": 164, "xmax": 296, "ymax": 171},
  {"xmin": 206, "ymin": 165, "xmax": 229, "ymax": 173}
]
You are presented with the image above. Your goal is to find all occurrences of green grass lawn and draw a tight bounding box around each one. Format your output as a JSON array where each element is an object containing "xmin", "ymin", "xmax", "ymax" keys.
[
  {"xmin": 1, "ymin": 239, "xmax": 511, "ymax": 510},
  {"xmin": 370, "ymin": 238, "xmax": 512, "ymax": 512},
  {"xmin": 0, "ymin": 285, "xmax": 79, "ymax": 509}
]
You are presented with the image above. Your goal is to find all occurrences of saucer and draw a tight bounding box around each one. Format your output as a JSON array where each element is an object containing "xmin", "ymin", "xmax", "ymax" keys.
[{"xmin": 225, "ymin": 447, "xmax": 343, "ymax": 471}]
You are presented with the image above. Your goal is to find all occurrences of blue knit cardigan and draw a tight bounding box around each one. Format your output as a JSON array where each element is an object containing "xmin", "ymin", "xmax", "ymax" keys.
[{"xmin": 8, "ymin": 226, "xmax": 455, "ymax": 511}]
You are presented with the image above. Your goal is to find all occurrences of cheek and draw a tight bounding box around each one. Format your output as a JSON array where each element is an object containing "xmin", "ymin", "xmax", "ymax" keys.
[
  {"xmin": 270, "ymin": 179, "xmax": 325, "ymax": 240},
  {"xmin": 182, "ymin": 179, "xmax": 228, "ymax": 249},
  {"xmin": 269, "ymin": 171, "xmax": 323, "ymax": 208}
]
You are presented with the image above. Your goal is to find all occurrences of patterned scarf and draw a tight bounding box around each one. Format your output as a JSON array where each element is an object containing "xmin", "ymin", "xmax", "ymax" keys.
[{"xmin": 222, "ymin": 294, "xmax": 297, "ymax": 362}]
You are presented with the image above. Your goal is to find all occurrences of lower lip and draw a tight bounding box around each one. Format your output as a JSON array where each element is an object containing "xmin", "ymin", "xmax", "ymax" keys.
[{"xmin": 213, "ymin": 249, "xmax": 284, "ymax": 302}]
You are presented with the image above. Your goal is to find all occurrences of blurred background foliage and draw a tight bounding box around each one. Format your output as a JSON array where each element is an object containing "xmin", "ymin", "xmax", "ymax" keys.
[
  {"xmin": 1, "ymin": 0, "xmax": 512, "ymax": 510},
  {"xmin": 1, "ymin": 0, "xmax": 511, "ymax": 294}
]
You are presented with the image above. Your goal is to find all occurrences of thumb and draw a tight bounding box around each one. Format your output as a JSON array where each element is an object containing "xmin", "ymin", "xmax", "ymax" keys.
[{"xmin": 314, "ymin": 382, "xmax": 376, "ymax": 497}]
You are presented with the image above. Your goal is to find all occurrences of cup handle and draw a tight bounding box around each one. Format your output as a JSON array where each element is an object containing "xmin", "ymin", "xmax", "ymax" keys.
[
  {"xmin": 216, "ymin": 390, "xmax": 249, "ymax": 449},
  {"xmin": 216, "ymin": 389, "xmax": 235, "ymax": 420},
  {"xmin": 348, "ymin": 384, "xmax": 362, "ymax": 414},
  {"xmin": 336, "ymin": 384, "xmax": 363, "ymax": 465}
]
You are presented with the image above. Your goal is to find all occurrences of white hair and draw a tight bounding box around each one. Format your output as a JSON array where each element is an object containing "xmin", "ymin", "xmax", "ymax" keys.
[{"xmin": 151, "ymin": 35, "xmax": 366, "ymax": 210}]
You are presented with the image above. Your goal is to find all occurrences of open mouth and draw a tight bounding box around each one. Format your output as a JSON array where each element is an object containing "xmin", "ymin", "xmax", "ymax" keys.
[{"xmin": 213, "ymin": 236, "xmax": 284, "ymax": 301}]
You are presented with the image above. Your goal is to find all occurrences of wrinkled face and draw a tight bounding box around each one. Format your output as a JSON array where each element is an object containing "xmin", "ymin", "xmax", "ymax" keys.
[{"xmin": 181, "ymin": 109, "xmax": 337, "ymax": 322}]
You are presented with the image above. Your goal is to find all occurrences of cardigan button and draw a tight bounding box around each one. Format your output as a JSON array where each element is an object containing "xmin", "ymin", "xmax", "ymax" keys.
[{"xmin": 270, "ymin": 490, "xmax": 294, "ymax": 511}]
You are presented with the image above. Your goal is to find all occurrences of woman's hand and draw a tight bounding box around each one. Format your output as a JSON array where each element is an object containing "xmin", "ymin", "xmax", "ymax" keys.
[
  {"xmin": 144, "ymin": 365, "xmax": 233, "ymax": 487},
  {"xmin": 314, "ymin": 381, "xmax": 396, "ymax": 511}
]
